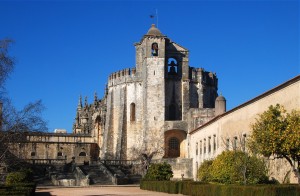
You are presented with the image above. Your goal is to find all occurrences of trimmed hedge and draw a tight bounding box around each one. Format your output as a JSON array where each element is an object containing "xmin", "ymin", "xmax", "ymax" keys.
[
  {"xmin": 0, "ymin": 183, "xmax": 36, "ymax": 196},
  {"xmin": 140, "ymin": 180, "xmax": 300, "ymax": 196}
]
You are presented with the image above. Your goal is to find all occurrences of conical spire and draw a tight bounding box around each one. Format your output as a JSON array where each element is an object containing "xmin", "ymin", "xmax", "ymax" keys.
[
  {"xmin": 146, "ymin": 24, "xmax": 163, "ymax": 36},
  {"xmin": 77, "ymin": 95, "xmax": 82, "ymax": 109},
  {"xmin": 94, "ymin": 92, "xmax": 98, "ymax": 103},
  {"xmin": 84, "ymin": 96, "xmax": 88, "ymax": 108}
]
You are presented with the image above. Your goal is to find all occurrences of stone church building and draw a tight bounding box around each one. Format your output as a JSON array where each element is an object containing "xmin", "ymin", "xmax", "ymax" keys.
[
  {"xmin": 73, "ymin": 24, "xmax": 225, "ymax": 176},
  {"xmin": 74, "ymin": 24, "xmax": 225, "ymax": 159},
  {"xmin": 4, "ymin": 24, "xmax": 299, "ymax": 182}
]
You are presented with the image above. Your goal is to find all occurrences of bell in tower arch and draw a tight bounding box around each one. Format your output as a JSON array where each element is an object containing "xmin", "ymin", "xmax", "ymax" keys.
[
  {"xmin": 151, "ymin": 43, "xmax": 158, "ymax": 56},
  {"xmin": 168, "ymin": 58, "xmax": 178, "ymax": 75}
]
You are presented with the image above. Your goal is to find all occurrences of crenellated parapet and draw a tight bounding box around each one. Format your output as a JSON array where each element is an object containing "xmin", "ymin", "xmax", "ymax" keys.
[
  {"xmin": 107, "ymin": 67, "xmax": 140, "ymax": 87},
  {"xmin": 190, "ymin": 67, "xmax": 217, "ymax": 86}
]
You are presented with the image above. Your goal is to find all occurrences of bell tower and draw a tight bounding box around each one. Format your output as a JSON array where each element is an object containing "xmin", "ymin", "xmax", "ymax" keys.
[
  {"xmin": 134, "ymin": 24, "xmax": 167, "ymax": 148},
  {"xmin": 135, "ymin": 24, "xmax": 166, "ymax": 74}
]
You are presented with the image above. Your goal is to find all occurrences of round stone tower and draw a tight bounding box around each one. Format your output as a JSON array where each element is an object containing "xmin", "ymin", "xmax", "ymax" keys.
[{"xmin": 215, "ymin": 95, "xmax": 226, "ymax": 116}]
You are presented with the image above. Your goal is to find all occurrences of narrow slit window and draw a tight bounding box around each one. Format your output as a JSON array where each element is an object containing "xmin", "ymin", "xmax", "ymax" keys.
[
  {"xmin": 233, "ymin": 137, "xmax": 238, "ymax": 150},
  {"xmin": 130, "ymin": 103, "xmax": 136, "ymax": 121},
  {"xmin": 213, "ymin": 135, "xmax": 216, "ymax": 151},
  {"xmin": 204, "ymin": 139, "xmax": 206, "ymax": 154},
  {"xmin": 226, "ymin": 138, "xmax": 230, "ymax": 150},
  {"xmin": 200, "ymin": 140, "xmax": 202, "ymax": 155},
  {"xmin": 208, "ymin": 137, "xmax": 211, "ymax": 153}
]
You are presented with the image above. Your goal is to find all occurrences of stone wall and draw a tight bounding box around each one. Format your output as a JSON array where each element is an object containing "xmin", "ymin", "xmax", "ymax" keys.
[
  {"xmin": 9, "ymin": 134, "xmax": 94, "ymax": 164},
  {"xmin": 152, "ymin": 158, "xmax": 193, "ymax": 179}
]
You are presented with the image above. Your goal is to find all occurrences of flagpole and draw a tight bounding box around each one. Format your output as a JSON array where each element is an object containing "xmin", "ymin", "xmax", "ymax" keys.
[{"xmin": 156, "ymin": 9, "xmax": 158, "ymax": 28}]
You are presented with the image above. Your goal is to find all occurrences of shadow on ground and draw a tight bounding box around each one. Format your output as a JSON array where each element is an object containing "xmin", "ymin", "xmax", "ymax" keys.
[{"xmin": 35, "ymin": 192, "xmax": 52, "ymax": 196}]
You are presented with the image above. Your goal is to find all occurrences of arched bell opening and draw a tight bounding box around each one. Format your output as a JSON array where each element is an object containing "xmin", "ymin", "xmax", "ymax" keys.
[
  {"xmin": 167, "ymin": 58, "xmax": 178, "ymax": 75},
  {"xmin": 151, "ymin": 43, "xmax": 158, "ymax": 56}
]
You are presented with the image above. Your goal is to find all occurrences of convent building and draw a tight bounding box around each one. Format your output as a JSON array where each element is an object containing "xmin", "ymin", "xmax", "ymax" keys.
[{"xmin": 5, "ymin": 25, "xmax": 299, "ymax": 183}]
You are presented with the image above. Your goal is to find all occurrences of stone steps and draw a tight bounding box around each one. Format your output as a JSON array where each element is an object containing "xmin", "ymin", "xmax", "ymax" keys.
[{"xmin": 80, "ymin": 165, "xmax": 113, "ymax": 185}]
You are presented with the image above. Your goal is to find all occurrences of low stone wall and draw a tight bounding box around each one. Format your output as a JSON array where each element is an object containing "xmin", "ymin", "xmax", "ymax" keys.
[
  {"xmin": 152, "ymin": 158, "xmax": 193, "ymax": 179},
  {"xmin": 98, "ymin": 163, "xmax": 116, "ymax": 184},
  {"xmin": 49, "ymin": 167, "xmax": 89, "ymax": 186},
  {"xmin": 51, "ymin": 174, "xmax": 76, "ymax": 186},
  {"xmin": 74, "ymin": 167, "xmax": 89, "ymax": 186}
]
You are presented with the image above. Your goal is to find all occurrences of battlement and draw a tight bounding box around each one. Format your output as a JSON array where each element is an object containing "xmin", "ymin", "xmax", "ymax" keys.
[
  {"xmin": 190, "ymin": 67, "xmax": 217, "ymax": 85},
  {"xmin": 107, "ymin": 67, "xmax": 139, "ymax": 87}
]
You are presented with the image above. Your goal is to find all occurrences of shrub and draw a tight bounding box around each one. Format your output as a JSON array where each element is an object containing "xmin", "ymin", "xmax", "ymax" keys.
[
  {"xmin": 209, "ymin": 151, "xmax": 268, "ymax": 184},
  {"xmin": 143, "ymin": 162, "xmax": 173, "ymax": 181},
  {"xmin": 5, "ymin": 169, "xmax": 33, "ymax": 186},
  {"xmin": 197, "ymin": 159, "xmax": 213, "ymax": 182}
]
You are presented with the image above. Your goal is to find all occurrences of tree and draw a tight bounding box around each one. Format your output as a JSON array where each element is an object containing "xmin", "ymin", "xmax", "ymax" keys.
[
  {"xmin": 0, "ymin": 39, "xmax": 14, "ymax": 91},
  {"xmin": 207, "ymin": 151, "xmax": 268, "ymax": 184},
  {"xmin": 0, "ymin": 39, "xmax": 47, "ymax": 171},
  {"xmin": 249, "ymin": 104, "xmax": 300, "ymax": 184},
  {"xmin": 130, "ymin": 130, "xmax": 165, "ymax": 176}
]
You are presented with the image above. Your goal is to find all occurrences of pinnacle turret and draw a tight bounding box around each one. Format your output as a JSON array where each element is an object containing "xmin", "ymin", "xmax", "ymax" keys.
[
  {"xmin": 84, "ymin": 96, "xmax": 88, "ymax": 108},
  {"xmin": 77, "ymin": 95, "xmax": 82, "ymax": 110},
  {"xmin": 94, "ymin": 92, "xmax": 98, "ymax": 103}
]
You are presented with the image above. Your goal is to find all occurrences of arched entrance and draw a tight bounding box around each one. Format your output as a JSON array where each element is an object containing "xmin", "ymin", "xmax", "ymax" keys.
[{"xmin": 164, "ymin": 130, "xmax": 187, "ymax": 158}]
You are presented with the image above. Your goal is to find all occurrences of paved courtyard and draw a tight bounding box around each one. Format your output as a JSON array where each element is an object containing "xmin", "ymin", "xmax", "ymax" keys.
[{"xmin": 36, "ymin": 186, "xmax": 184, "ymax": 196}]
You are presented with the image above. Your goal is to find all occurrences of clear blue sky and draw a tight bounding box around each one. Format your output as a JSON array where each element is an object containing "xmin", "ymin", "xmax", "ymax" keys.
[{"xmin": 1, "ymin": 0, "xmax": 299, "ymax": 133}]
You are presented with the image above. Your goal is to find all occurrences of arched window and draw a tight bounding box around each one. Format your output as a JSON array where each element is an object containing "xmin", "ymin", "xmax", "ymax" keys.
[
  {"xmin": 130, "ymin": 103, "xmax": 136, "ymax": 121},
  {"xmin": 79, "ymin": 152, "xmax": 86, "ymax": 156},
  {"xmin": 151, "ymin": 43, "xmax": 158, "ymax": 56},
  {"xmin": 168, "ymin": 137, "xmax": 180, "ymax": 157},
  {"xmin": 57, "ymin": 152, "xmax": 63, "ymax": 157},
  {"xmin": 167, "ymin": 58, "xmax": 178, "ymax": 75},
  {"xmin": 31, "ymin": 152, "xmax": 36, "ymax": 157}
]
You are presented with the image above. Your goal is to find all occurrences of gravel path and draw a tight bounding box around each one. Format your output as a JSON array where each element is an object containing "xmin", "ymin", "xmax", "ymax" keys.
[{"xmin": 35, "ymin": 186, "xmax": 184, "ymax": 196}]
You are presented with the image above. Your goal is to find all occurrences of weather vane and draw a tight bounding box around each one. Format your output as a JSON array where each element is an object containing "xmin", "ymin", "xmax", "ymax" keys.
[{"xmin": 150, "ymin": 9, "xmax": 158, "ymax": 28}]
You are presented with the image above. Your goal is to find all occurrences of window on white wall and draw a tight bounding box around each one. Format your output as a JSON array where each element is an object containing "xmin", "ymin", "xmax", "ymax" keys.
[
  {"xmin": 213, "ymin": 135, "xmax": 216, "ymax": 151},
  {"xmin": 233, "ymin": 136, "xmax": 238, "ymax": 150},
  {"xmin": 200, "ymin": 140, "xmax": 202, "ymax": 155},
  {"xmin": 242, "ymin": 134, "xmax": 247, "ymax": 152},
  {"xmin": 208, "ymin": 137, "xmax": 211, "ymax": 153},
  {"xmin": 204, "ymin": 139, "xmax": 206, "ymax": 154},
  {"xmin": 226, "ymin": 138, "xmax": 230, "ymax": 150}
]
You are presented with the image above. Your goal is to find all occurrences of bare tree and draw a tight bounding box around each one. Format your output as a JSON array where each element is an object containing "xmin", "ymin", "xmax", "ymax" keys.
[
  {"xmin": 0, "ymin": 39, "xmax": 14, "ymax": 92},
  {"xmin": 130, "ymin": 131, "xmax": 165, "ymax": 176},
  {"xmin": 0, "ymin": 39, "xmax": 48, "ymax": 172},
  {"xmin": 0, "ymin": 99, "xmax": 48, "ymax": 170}
]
